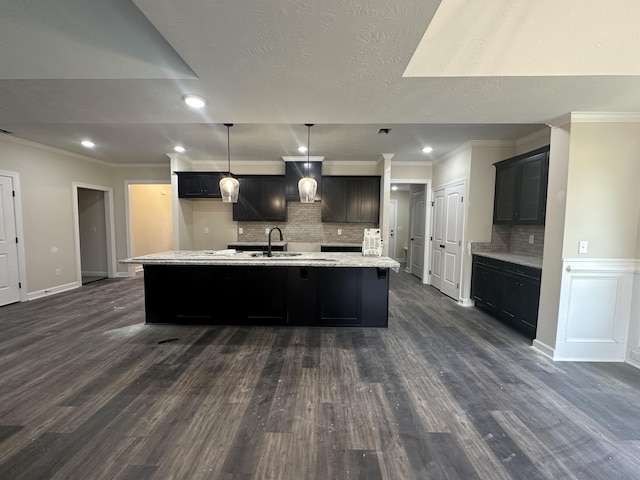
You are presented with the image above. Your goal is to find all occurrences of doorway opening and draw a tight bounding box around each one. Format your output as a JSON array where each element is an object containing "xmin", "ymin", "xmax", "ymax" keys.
[
  {"xmin": 389, "ymin": 181, "xmax": 431, "ymax": 283},
  {"xmin": 72, "ymin": 183, "xmax": 116, "ymax": 285}
]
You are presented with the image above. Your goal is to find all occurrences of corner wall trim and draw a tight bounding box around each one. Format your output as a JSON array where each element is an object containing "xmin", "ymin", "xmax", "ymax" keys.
[{"xmin": 531, "ymin": 339, "xmax": 554, "ymax": 359}]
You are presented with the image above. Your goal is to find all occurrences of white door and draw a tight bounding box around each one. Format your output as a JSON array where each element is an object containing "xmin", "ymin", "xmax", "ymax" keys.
[
  {"xmin": 430, "ymin": 189, "xmax": 445, "ymax": 290},
  {"xmin": 440, "ymin": 184, "xmax": 465, "ymax": 299},
  {"xmin": 410, "ymin": 191, "xmax": 425, "ymax": 279},
  {"xmin": 0, "ymin": 175, "xmax": 21, "ymax": 306},
  {"xmin": 389, "ymin": 199, "xmax": 398, "ymax": 260}
]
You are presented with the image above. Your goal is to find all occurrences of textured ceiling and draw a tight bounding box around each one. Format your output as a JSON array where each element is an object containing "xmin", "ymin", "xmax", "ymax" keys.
[{"xmin": 0, "ymin": 0, "xmax": 639, "ymax": 164}]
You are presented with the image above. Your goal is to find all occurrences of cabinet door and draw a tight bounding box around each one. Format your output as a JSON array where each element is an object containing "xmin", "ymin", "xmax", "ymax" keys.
[
  {"xmin": 357, "ymin": 177, "xmax": 380, "ymax": 223},
  {"xmin": 321, "ymin": 177, "xmax": 346, "ymax": 222},
  {"xmin": 520, "ymin": 277, "xmax": 541, "ymax": 330},
  {"xmin": 493, "ymin": 164, "xmax": 517, "ymax": 223},
  {"xmin": 285, "ymin": 162, "xmax": 322, "ymax": 201},
  {"xmin": 177, "ymin": 172, "xmax": 222, "ymax": 198},
  {"xmin": 500, "ymin": 274, "xmax": 522, "ymax": 323},
  {"xmin": 517, "ymin": 152, "xmax": 548, "ymax": 224},
  {"xmin": 318, "ymin": 268, "xmax": 360, "ymax": 326},
  {"xmin": 287, "ymin": 267, "xmax": 318, "ymax": 325},
  {"xmin": 241, "ymin": 267, "xmax": 287, "ymax": 325},
  {"xmin": 233, "ymin": 177, "xmax": 261, "ymax": 221},
  {"xmin": 260, "ymin": 176, "xmax": 286, "ymax": 222}
]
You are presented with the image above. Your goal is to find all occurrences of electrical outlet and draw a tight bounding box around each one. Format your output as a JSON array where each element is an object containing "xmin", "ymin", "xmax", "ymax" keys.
[
  {"xmin": 238, "ymin": 227, "xmax": 243, "ymax": 234},
  {"xmin": 204, "ymin": 227, "xmax": 209, "ymax": 234},
  {"xmin": 265, "ymin": 228, "xmax": 270, "ymax": 235},
  {"xmin": 55, "ymin": 268, "xmax": 61, "ymax": 277},
  {"xmin": 578, "ymin": 241, "xmax": 588, "ymax": 254},
  {"xmin": 528, "ymin": 235, "xmax": 534, "ymax": 244},
  {"xmin": 338, "ymin": 229, "xmax": 342, "ymax": 235}
]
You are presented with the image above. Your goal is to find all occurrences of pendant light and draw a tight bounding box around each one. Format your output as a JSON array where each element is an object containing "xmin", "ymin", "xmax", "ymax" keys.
[
  {"xmin": 219, "ymin": 123, "xmax": 239, "ymax": 203},
  {"xmin": 298, "ymin": 123, "xmax": 317, "ymax": 203}
]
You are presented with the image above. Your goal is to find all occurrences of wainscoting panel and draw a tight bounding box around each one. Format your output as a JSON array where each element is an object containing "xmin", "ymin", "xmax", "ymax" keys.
[{"xmin": 555, "ymin": 259, "xmax": 635, "ymax": 362}]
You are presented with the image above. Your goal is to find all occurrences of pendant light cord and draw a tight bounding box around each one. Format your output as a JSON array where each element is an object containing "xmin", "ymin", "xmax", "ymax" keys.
[
  {"xmin": 305, "ymin": 123, "xmax": 314, "ymax": 177},
  {"xmin": 224, "ymin": 123, "xmax": 233, "ymax": 175}
]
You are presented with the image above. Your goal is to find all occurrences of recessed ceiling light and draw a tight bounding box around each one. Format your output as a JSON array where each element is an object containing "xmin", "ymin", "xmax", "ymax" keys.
[
  {"xmin": 174, "ymin": 145, "xmax": 186, "ymax": 153},
  {"xmin": 422, "ymin": 146, "xmax": 433, "ymax": 154},
  {"xmin": 298, "ymin": 146, "xmax": 308, "ymax": 153},
  {"xmin": 391, "ymin": 185, "xmax": 398, "ymax": 191},
  {"xmin": 81, "ymin": 140, "xmax": 95, "ymax": 148},
  {"xmin": 182, "ymin": 94, "xmax": 207, "ymax": 109}
]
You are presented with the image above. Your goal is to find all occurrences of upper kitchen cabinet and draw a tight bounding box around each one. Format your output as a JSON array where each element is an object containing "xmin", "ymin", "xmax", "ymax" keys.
[
  {"xmin": 321, "ymin": 176, "xmax": 380, "ymax": 224},
  {"xmin": 176, "ymin": 171, "xmax": 225, "ymax": 198},
  {"xmin": 493, "ymin": 146, "xmax": 550, "ymax": 225},
  {"xmin": 233, "ymin": 176, "xmax": 286, "ymax": 222},
  {"xmin": 285, "ymin": 161, "xmax": 322, "ymax": 201}
]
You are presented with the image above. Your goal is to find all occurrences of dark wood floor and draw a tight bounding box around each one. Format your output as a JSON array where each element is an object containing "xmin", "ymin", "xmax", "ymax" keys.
[{"xmin": 1, "ymin": 270, "xmax": 640, "ymax": 479}]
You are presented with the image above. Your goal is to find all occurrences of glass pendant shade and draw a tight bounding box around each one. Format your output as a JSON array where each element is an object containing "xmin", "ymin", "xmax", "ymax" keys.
[
  {"xmin": 220, "ymin": 123, "xmax": 239, "ymax": 203},
  {"xmin": 298, "ymin": 176, "xmax": 317, "ymax": 203},
  {"xmin": 298, "ymin": 123, "xmax": 316, "ymax": 203},
  {"xmin": 220, "ymin": 176, "xmax": 239, "ymax": 203}
]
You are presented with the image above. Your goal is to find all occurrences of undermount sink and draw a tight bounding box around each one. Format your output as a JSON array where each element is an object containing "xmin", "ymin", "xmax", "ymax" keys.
[{"xmin": 250, "ymin": 252, "xmax": 302, "ymax": 258}]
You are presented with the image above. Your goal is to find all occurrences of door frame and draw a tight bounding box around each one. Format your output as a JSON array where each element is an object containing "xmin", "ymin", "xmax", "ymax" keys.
[
  {"xmin": 430, "ymin": 178, "xmax": 467, "ymax": 300},
  {"xmin": 389, "ymin": 179, "xmax": 432, "ymax": 284},
  {"xmin": 124, "ymin": 180, "xmax": 172, "ymax": 277},
  {"xmin": 72, "ymin": 182, "xmax": 117, "ymax": 283},
  {"xmin": 388, "ymin": 199, "xmax": 398, "ymax": 261},
  {"xmin": 0, "ymin": 170, "xmax": 28, "ymax": 301}
]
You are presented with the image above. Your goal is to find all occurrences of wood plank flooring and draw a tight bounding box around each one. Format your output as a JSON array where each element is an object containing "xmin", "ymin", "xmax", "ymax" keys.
[{"xmin": 1, "ymin": 270, "xmax": 640, "ymax": 479}]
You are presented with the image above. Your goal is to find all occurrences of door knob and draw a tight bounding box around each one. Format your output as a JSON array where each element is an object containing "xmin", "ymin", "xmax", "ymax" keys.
[{"xmin": 439, "ymin": 244, "xmax": 445, "ymax": 248}]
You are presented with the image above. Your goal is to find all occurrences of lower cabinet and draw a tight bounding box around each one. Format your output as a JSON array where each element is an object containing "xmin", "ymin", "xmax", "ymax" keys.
[
  {"xmin": 471, "ymin": 255, "xmax": 541, "ymax": 338},
  {"xmin": 143, "ymin": 265, "xmax": 389, "ymax": 327}
]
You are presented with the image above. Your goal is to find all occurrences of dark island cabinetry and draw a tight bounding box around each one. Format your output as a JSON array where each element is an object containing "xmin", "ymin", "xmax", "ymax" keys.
[
  {"xmin": 321, "ymin": 176, "xmax": 380, "ymax": 223},
  {"xmin": 472, "ymin": 255, "xmax": 541, "ymax": 338},
  {"xmin": 493, "ymin": 146, "xmax": 549, "ymax": 225},
  {"xmin": 143, "ymin": 264, "xmax": 389, "ymax": 327},
  {"xmin": 176, "ymin": 171, "xmax": 225, "ymax": 198}
]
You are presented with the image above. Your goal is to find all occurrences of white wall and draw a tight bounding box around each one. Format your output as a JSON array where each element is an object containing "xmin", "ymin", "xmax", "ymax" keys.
[
  {"xmin": 0, "ymin": 136, "xmax": 168, "ymax": 296},
  {"xmin": 129, "ymin": 184, "xmax": 173, "ymax": 257}
]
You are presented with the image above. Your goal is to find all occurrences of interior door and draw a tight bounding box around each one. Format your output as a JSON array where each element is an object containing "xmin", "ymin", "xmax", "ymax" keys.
[
  {"xmin": 0, "ymin": 175, "xmax": 21, "ymax": 306},
  {"xmin": 410, "ymin": 191, "xmax": 425, "ymax": 279},
  {"xmin": 440, "ymin": 184, "xmax": 465, "ymax": 299},
  {"xmin": 430, "ymin": 189, "xmax": 445, "ymax": 290}
]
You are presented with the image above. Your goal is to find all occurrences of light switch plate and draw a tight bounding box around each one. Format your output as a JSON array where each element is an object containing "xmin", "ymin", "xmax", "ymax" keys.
[
  {"xmin": 579, "ymin": 240, "xmax": 588, "ymax": 254},
  {"xmin": 528, "ymin": 235, "xmax": 534, "ymax": 244},
  {"xmin": 238, "ymin": 227, "xmax": 243, "ymax": 234}
]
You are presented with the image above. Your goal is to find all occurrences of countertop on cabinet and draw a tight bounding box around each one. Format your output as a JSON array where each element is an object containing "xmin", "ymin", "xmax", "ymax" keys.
[
  {"xmin": 472, "ymin": 251, "xmax": 542, "ymax": 269},
  {"xmin": 121, "ymin": 250, "xmax": 400, "ymax": 271},
  {"xmin": 321, "ymin": 242, "xmax": 362, "ymax": 248}
]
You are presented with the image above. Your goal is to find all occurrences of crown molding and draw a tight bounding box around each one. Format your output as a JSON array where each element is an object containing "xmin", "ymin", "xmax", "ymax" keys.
[
  {"xmin": 571, "ymin": 112, "xmax": 640, "ymax": 123},
  {"xmin": 322, "ymin": 160, "xmax": 379, "ymax": 167},
  {"xmin": 515, "ymin": 127, "xmax": 550, "ymax": 147},
  {"xmin": 282, "ymin": 156, "xmax": 324, "ymax": 162},
  {"xmin": 391, "ymin": 161, "xmax": 434, "ymax": 167},
  {"xmin": 1, "ymin": 133, "xmax": 114, "ymax": 167}
]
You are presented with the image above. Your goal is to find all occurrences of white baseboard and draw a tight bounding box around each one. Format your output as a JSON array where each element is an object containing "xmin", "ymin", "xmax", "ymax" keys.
[
  {"xmin": 81, "ymin": 270, "xmax": 108, "ymax": 277},
  {"xmin": 531, "ymin": 339, "xmax": 554, "ymax": 359},
  {"xmin": 458, "ymin": 298, "xmax": 474, "ymax": 307},
  {"xmin": 115, "ymin": 271, "xmax": 131, "ymax": 278},
  {"xmin": 27, "ymin": 281, "xmax": 80, "ymax": 301}
]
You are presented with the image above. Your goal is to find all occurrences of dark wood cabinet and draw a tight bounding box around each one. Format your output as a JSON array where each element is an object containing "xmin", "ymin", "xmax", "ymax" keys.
[
  {"xmin": 285, "ymin": 161, "xmax": 322, "ymax": 201},
  {"xmin": 142, "ymin": 264, "xmax": 390, "ymax": 327},
  {"xmin": 321, "ymin": 176, "xmax": 347, "ymax": 222},
  {"xmin": 320, "ymin": 244, "xmax": 362, "ymax": 252},
  {"xmin": 471, "ymin": 255, "xmax": 541, "ymax": 339},
  {"xmin": 321, "ymin": 176, "xmax": 380, "ymax": 224},
  {"xmin": 176, "ymin": 171, "xmax": 225, "ymax": 198},
  {"xmin": 493, "ymin": 146, "xmax": 549, "ymax": 225},
  {"xmin": 232, "ymin": 176, "xmax": 286, "ymax": 222}
]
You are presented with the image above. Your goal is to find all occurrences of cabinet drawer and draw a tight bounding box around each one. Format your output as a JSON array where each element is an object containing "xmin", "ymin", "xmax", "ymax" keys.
[
  {"xmin": 473, "ymin": 255, "xmax": 503, "ymax": 271},
  {"xmin": 503, "ymin": 263, "xmax": 541, "ymax": 280}
]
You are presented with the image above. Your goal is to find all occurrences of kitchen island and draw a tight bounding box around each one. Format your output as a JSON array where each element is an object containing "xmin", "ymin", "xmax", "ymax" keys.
[{"xmin": 121, "ymin": 251, "xmax": 400, "ymax": 327}]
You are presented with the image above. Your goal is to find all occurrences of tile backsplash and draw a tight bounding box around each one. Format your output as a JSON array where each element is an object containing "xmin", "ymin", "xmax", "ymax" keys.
[
  {"xmin": 472, "ymin": 224, "xmax": 545, "ymax": 256},
  {"xmin": 237, "ymin": 202, "xmax": 377, "ymax": 243}
]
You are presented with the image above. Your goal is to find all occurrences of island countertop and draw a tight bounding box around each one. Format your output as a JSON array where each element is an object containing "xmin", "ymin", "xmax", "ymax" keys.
[{"xmin": 121, "ymin": 250, "xmax": 400, "ymax": 272}]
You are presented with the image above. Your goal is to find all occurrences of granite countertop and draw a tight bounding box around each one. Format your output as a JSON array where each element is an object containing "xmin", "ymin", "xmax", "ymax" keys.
[
  {"xmin": 121, "ymin": 250, "xmax": 400, "ymax": 272},
  {"xmin": 473, "ymin": 251, "xmax": 543, "ymax": 269}
]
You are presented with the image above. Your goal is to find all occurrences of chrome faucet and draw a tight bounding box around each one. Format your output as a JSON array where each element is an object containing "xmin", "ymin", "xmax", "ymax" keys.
[{"xmin": 267, "ymin": 226, "xmax": 283, "ymax": 257}]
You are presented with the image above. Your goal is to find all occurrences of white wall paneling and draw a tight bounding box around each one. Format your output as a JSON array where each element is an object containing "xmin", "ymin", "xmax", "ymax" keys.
[{"xmin": 555, "ymin": 258, "xmax": 636, "ymax": 362}]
